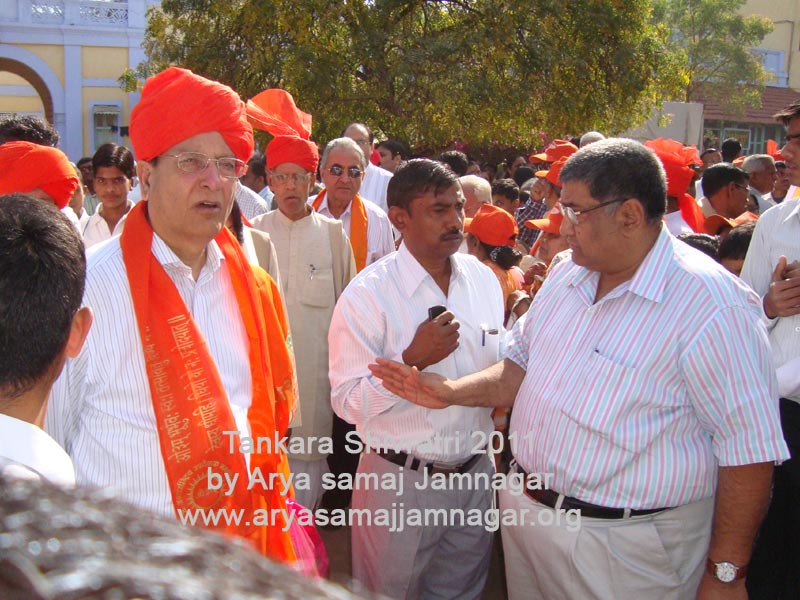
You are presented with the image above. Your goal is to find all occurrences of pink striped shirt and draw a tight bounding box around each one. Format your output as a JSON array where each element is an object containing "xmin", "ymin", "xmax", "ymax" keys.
[{"xmin": 506, "ymin": 227, "xmax": 788, "ymax": 509}]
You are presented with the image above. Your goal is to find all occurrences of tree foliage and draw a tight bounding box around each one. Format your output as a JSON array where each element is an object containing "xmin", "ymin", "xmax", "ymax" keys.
[
  {"xmin": 651, "ymin": 0, "xmax": 773, "ymax": 115},
  {"xmin": 137, "ymin": 0, "xmax": 686, "ymax": 152}
]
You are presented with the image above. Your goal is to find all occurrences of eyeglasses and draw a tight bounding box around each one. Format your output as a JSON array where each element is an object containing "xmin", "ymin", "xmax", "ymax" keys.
[
  {"xmin": 561, "ymin": 198, "xmax": 623, "ymax": 225},
  {"xmin": 351, "ymin": 139, "xmax": 371, "ymax": 149},
  {"xmin": 270, "ymin": 171, "xmax": 312, "ymax": 186},
  {"xmin": 733, "ymin": 183, "xmax": 749, "ymax": 192},
  {"xmin": 328, "ymin": 165, "xmax": 364, "ymax": 179},
  {"xmin": 785, "ymin": 132, "xmax": 800, "ymax": 145},
  {"xmin": 162, "ymin": 152, "xmax": 247, "ymax": 179}
]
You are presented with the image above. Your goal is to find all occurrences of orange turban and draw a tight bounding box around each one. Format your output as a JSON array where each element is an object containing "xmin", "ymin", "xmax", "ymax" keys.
[
  {"xmin": 0, "ymin": 141, "xmax": 78, "ymax": 209},
  {"xmin": 653, "ymin": 149, "xmax": 704, "ymax": 233},
  {"xmin": 266, "ymin": 136, "xmax": 319, "ymax": 174},
  {"xmin": 129, "ymin": 67, "xmax": 254, "ymax": 163}
]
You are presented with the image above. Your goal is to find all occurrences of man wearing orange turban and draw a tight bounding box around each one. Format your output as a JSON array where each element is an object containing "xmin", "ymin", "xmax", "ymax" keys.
[
  {"xmin": 0, "ymin": 141, "xmax": 79, "ymax": 209},
  {"xmin": 252, "ymin": 133, "xmax": 355, "ymax": 511},
  {"xmin": 46, "ymin": 67, "xmax": 299, "ymax": 566}
]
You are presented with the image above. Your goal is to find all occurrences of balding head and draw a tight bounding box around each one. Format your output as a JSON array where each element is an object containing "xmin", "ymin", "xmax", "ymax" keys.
[
  {"xmin": 579, "ymin": 131, "xmax": 606, "ymax": 147},
  {"xmin": 459, "ymin": 174, "xmax": 491, "ymax": 217}
]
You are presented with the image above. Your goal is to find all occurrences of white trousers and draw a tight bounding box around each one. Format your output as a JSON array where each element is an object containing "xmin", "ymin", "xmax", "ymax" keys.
[{"xmin": 500, "ymin": 487, "xmax": 713, "ymax": 599}]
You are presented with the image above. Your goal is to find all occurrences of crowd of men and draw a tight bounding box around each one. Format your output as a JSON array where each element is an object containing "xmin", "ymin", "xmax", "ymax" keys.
[{"xmin": 0, "ymin": 66, "xmax": 798, "ymax": 600}]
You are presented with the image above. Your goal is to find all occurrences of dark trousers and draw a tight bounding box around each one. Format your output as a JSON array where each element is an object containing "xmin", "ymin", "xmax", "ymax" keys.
[
  {"xmin": 747, "ymin": 398, "xmax": 800, "ymax": 600},
  {"xmin": 321, "ymin": 414, "xmax": 361, "ymax": 510}
]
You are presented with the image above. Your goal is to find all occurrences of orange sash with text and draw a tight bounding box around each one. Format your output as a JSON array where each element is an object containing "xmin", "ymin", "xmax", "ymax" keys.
[
  {"xmin": 120, "ymin": 201, "xmax": 297, "ymax": 563},
  {"xmin": 312, "ymin": 189, "xmax": 368, "ymax": 271}
]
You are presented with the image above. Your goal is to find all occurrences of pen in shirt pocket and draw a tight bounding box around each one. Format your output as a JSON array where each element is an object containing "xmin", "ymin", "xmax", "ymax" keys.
[{"xmin": 480, "ymin": 323, "xmax": 498, "ymax": 346}]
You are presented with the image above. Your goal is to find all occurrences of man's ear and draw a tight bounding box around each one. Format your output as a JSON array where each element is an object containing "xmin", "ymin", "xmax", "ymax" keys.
[
  {"xmin": 388, "ymin": 205, "xmax": 409, "ymax": 231},
  {"xmin": 137, "ymin": 161, "xmax": 153, "ymax": 201},
  {"xmin": 65, "ymin": 307, "xmax": 93, "ymax": 359},
  {"xmin": 618, "ymin": 198, "xmax": 645, "ymax": 231}
]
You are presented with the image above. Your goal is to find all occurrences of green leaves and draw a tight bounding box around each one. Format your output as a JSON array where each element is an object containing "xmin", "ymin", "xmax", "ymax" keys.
[{"xmin": 138, "ymin": 0, "xmax": 688, "ymax": 151}]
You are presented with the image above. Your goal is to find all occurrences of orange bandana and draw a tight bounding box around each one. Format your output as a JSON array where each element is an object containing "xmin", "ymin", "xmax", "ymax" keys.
[
  {"xmin": 0, "ymin": 141, "xmax": 78, "ymax": 209},
  {"xmin": 120, "ymin": 202, "xmax": 297, "ymax": 563},
  {"xmin": 312, "ymin": 189, "xmax": 368, "ymax": 271}
]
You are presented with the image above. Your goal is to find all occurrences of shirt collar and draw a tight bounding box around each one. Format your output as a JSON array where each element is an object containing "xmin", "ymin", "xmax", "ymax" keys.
[
  {"xmin": 567, "ymin": 225, "xmax": 670, "ymax": 304},
  {"xmin": 395, "ymin": 242, "xmax": 463, "ymax": 298},
  {"xmin": 316, "ymin": 191, "xmax": 352, "ymax": 218},
  {"xmin": 0, "ymin": 414, "xmax": 75, "ymax": 487},
  {"xmin": 151, "ymin": 232, "xmax": 224, "ymax": 274},
  {"xmin": 783, "ymin": 197, "xmax": 800, "ymax": 224}
]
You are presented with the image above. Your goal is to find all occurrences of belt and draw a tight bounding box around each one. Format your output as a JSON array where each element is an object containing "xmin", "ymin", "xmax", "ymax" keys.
[
  {"xmin": 372, "ymin": 448, "xmax": 483, "ymax": 475},
  {"xmin": 516, "ymin": 465, "xmax": 670, "ymax": 520}
]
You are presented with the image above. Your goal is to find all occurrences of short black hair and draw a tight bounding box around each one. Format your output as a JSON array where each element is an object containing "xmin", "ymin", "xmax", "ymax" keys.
[
  {"xmin": 0, "ymin": 114, "xmax": 59, "ymax": 147},
  {"xmin": 702, "ymin": 163, "xmax": 749, "ymax": 198},
  {"xmin": 77, "ymin": 156, "xmax": 93, "ymax": 168},
  {"xmin": 0, "ymin": 194, "xmax": 85, "ymax": 399},
  {"xmin": 438, "ymin": 150, "xmax": 469, "ymax": 176},
  {"xmin": 676, "ymin": 233, "xmax": 719, "ymax": 259},
  {"xmin": 492, "ymin": 179, "xmax": 519, "ymax": 202},
  {"xmin": 376, "ymin": 139, "xmax": 407, "ymax": 158},
  {"xmin": 513, "ymin": 166, "xmax": 536, "ymax": 187},
  {"xmin": 718, "ymin": 221, "xmax": 756, "ymax": 261},
  {"xmin": 92, "ymin": 143, "xmax": 135, "ymax": 179},
  {"xmin": 559, "ymin": 138, "xmax": 667, "ymax": 223},
  {"xmin": 388, "ymin": 158, "xmax": 459, "ymax": 212},
  {"xmin": 721, "ymin": 138, "xmax": 743, "ymax": 163},
  {"xmin": 248, "ymin": 152, "xmax": 266, "ymax": 178}
]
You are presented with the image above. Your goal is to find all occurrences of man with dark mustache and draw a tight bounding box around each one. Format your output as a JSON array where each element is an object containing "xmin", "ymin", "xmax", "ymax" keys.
[{"xmin": 328, "ymin": 158, "xmax": 504, "ymax": 599}]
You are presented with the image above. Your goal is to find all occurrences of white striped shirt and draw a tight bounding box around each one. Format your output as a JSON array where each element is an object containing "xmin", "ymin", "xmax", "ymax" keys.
[
  {"xmin": 741, "ymin": 198, "xmax": 800, "ymax": 402},
  {"xmin": 506, "ymin": 226, "xmax": 788, "ymax": 508},
  {"xmin": 235, "ymin": 182, "xmax": 270, "ymax": 220},
  {"xmin": 312, "ymin": 194, "xmax": 395, "ymax": 268},
  {"xmin": 329, "ymin": 243, "xmax": 503, "ymax": 463},
  {"xmin": 45, "ymin": 234, "xmax": 253, "ymax": 518}
]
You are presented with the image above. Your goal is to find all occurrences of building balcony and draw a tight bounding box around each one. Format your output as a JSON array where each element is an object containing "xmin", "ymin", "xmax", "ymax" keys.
[{"xmin": 0, "ymin": 0, "xmax": 145, "ymax": 29}]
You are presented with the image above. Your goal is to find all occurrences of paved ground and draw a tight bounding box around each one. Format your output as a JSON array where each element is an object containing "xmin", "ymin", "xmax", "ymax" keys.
[{"xmin": 318, "ymin": 524, "xmax": 508, "ymax": 599}]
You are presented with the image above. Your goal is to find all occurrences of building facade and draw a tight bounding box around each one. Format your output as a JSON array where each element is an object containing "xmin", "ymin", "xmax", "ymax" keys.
[{"xmin": 0, "ymin": 0, "xmax": 153, "ymax": 161}]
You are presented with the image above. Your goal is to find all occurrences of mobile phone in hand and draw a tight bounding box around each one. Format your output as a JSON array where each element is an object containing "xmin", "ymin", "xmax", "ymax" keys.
[{"xmin": 428, "ymin": 305, "xmax": 447, "ymax": 321}]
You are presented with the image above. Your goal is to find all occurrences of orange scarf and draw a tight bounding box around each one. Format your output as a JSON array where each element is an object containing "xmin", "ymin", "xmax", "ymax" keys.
[
  {"xmin": 120, "ymin": 202, "xmax": 297, "ymax": 563},
  {"xmin": 312, "ymin": 189, "xmax": 368, "ymax": 271}
]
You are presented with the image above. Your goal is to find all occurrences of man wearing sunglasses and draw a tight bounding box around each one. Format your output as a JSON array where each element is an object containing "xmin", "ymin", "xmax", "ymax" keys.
[
  {"xmin": 45, "ymin": 67, "xmax": 298, "ymax": 564},
  {"xmin": 371, "ymin": 138, "xmax": 787, "ymax": 599}
]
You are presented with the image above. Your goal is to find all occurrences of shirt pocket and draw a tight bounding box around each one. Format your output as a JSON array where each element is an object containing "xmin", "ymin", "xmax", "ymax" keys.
[
  {"xmin": 561, "ymin": 350, "xmax": 641, "ymax": 452},
  {"xmin": 299, "ymin": 267, "xmax": 334, "ymax": 308}
]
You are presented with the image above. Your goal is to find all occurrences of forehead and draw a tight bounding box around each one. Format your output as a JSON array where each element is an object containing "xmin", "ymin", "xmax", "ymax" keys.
[
  {"xmin": 327, "ymin": 147, "xmax": 362, "ymax": 165},
  {"xmin": 167, "ymin": 131, "xmax": 232, "ymax": 156},
  {"xmin": 95, "ymin": 165, "xmax": 128, "ymax": 178},
  {"xmin": 271, "ymin": 162, "xmax": 309, "ymax": 174},
  {"xmin": 559, "ymin": 180, "xmax": 593, "ymax": 206},
  {"xmin": 411, "ymin": 182, "xmax": 462, "ymax": 207}
]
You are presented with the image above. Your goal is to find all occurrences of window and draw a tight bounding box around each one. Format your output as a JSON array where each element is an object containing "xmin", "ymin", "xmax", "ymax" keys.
[
  {"xmin": 91, "ymin": 102, "xmax": 120, "ymax": 150},
  {"xmin": 753, "ymin": 49, "xmax": 788, "ymax": 87}
]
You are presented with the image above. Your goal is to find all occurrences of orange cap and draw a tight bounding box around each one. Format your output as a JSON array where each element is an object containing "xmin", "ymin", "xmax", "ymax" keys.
[
  {"xmin": 464, "ymin": 203, "xmax": 518, "ymax": 246},
  {"xmin": 525, "ymin": 204, "xmax": 563, "ymax": 234},
  {"xmin": 703, "ymin": 211, "xmax": 758, "ymax": 236},
  {"xmin": 530, "ymin": 139, "xmax": 578, "ymax": 163},
  {"xmin": 535, "ymin": 156, "xmax": 568, "ymax": 187}
]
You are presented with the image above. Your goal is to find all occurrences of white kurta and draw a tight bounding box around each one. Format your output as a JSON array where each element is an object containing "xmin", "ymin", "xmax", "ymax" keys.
[{"xmin": 251, "ymin": 209, "xmax": 355, "ymax": 460}]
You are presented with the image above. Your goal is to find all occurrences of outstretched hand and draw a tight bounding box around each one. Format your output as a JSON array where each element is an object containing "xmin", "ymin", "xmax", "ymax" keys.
[{"xmin": 368, "ymin": 358, "xmax": 454, "ymax": 409}]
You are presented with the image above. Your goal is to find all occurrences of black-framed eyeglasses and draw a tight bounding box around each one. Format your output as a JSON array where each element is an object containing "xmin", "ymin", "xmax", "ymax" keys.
[
  {"xmin": 162, "ymin": 152, "xmax": 247, "ymax": 179},
  {"xmin": 561, "ymin": 198, "xmax": 624, "ymax": 225},
  {"xmin": 328, "ymin": 165, "xmax": 363, "ymax": 179},
  {"xmin": 733, "ymin": 183, "xmax": 749, "ymax": 192}
]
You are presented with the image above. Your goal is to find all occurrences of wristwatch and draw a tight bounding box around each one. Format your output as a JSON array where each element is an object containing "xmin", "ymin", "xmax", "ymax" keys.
[{"xmin": 706, "ymin": 558, "xmax": 748, "ymax": 583}]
